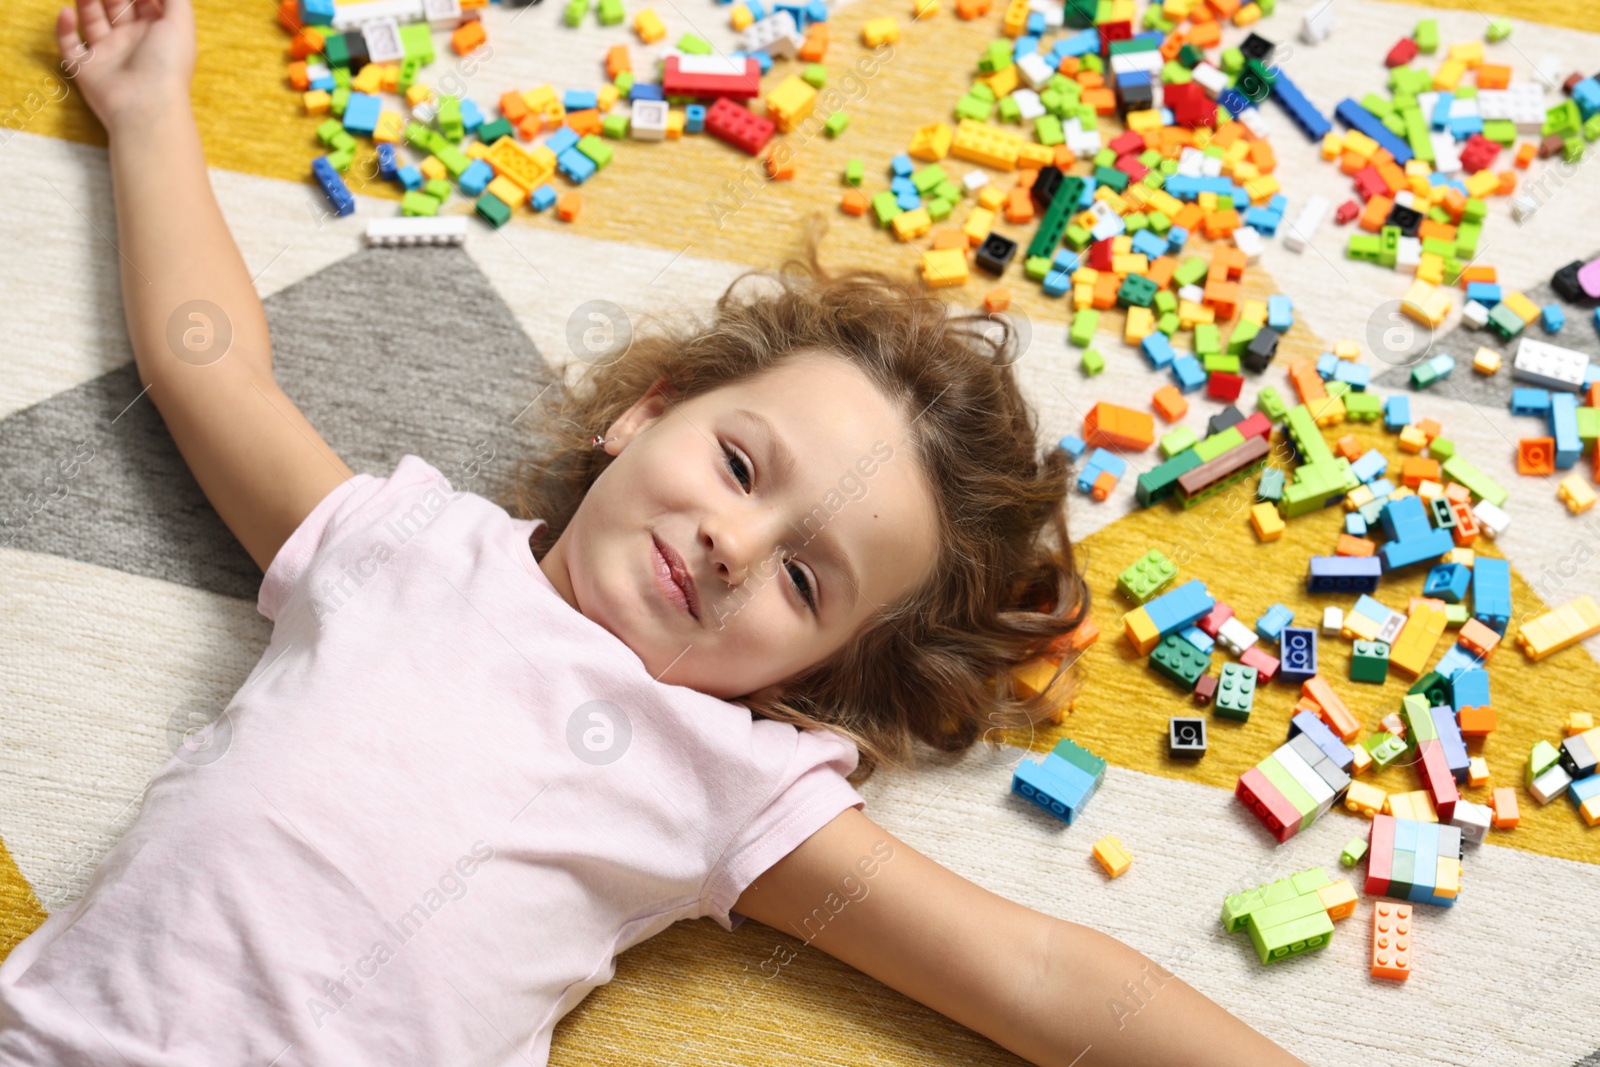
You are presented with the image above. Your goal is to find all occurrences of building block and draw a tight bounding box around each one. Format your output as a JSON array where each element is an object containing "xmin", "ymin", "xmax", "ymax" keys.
[
  {"xmin": 1517, "ymin": 596, "xmax": 1600, "ymax": 660},
  {"xmin": 1279, "ymin": 627, "xmax": 1319, "ymax": 685},
  {"xmin": 1084, "ymin": 402, "xmax": 1155, "ymax": 451},
  {"xmin": 1118, "ymin": 549, "xmax": 1178, "ymax": 603},
  {"xmin": 1214, "ymin": 663, "xmax": 1258, "ymax": 722},
  {"xmin": 1169, "ymin": 716, "xmax": 1207, "ymax": 759},
  {"xmin": 1371, "ymin": 902, "xmax": 1413, "ymax": 980},
  {"xmin": 1308, "ymin": 555, "xmax": 1383, "ymax": 594},
  {"xmin": 1093, "ymin": 835, "xmax": 1133, "ymax": 877},
  {"xmin": 1151, "ymin": 633, "xmax": 1211, "ymax": 690}
]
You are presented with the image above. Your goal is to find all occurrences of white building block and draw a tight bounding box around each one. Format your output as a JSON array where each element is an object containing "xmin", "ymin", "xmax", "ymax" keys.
[
  {"xmin": 1461, "ymin": 300, "xmax": 1490, "ymax": 329},
  {"xmin": 1192, "ymin": 62, "xmax": 1228, "ymax": 98},
  {"xmin": 365, "ymin": 216, "xmax": 469, "ymax": 246},
  {"xmin": 1216, "ymin": 617, "xmax": 1257, "ymax": 656},
  {"xmin": 630, "ymin": 99, "xmax": 669, "ymax": 140},
  {"xmin": 741, "ymin": 11, "xmax": 804, "ymax": 57},
  {"xmin": 1016, "ymin": 52, "xmax": 1055, "ymax": 90},
  {"xmin": 1513, "ymin": 336, "xmax": 1590, "ymax": 391},
  {"xmin": 1530, "ymin": 764, "xmax": 1572, "ymax": 805},
  {"xmin": 1233, "ymin": 224, "xmax": 1265, "ymax": 263},
  {"xmin": 962, "ymin": 169, "xmax": 990, "ymax": 193},
  {"xmin": 332, "ymin": 0, "xmax": 424, "ymax": 30},
  {"xmin": 1013, "ymin": 88, "xmax": 1047, "ymax": 121},
  {"xmin": 423, "ymin": 0, "xmax": 462, "ymax": 30},
  {"xmin": 1027, "ymin": 0, "xmax": 1065, "ymax": 26},
  {"xmin": 1450, "ymin": 800, "xmax": 1492, "ymax": 845},
  {"xmin": 1321, "ymin": 607, "xmax": 1343, "ymax": 635},
  {"xmin": 1472, "ymin": 499, "xmax": 1511, "ymax": 538},
  {"xmin": 1300, "ymin": 0, "xmax": 1334, "ymax": 44},
  {"xmin": 362, "ymin": 17, "xmax": 405, "ymax": 63}
]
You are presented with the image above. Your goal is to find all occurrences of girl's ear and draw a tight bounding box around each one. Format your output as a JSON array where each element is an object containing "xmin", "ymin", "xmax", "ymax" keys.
[{"xmin": 602, "ymin": 376, "xmax": 676, "ymax": 455}]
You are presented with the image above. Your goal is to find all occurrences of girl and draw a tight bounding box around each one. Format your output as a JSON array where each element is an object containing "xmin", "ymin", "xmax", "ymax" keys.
[{"xmin": 2, "ymin": 1, "xmax": 1304, "ymax": 1063}]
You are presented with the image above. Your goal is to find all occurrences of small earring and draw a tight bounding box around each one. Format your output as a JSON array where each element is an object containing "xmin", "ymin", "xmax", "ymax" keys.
[{"xmin": 590, "ymin": 434, "xmax": 618, "ymax": 450}]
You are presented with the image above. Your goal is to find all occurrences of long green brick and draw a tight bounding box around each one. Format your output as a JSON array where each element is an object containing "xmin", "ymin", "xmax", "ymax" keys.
[
  {"xmin": 1283, "ymin": 405, "xmax": 1333, "ymax": 466},
  {"xmin": 1441, "ymin": 454, "xmax": 1507, "ymax": 506},
  {"xmin": 1194, "ymin": 426, "xmax": 1245, "ymax": 463},
  {"xmin": 1136, "ymin": 449, "xmax": 1202, "ymax": 507}
]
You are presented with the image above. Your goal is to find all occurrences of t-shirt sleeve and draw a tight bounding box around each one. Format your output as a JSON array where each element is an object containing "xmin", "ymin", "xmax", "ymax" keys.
[
  {"xmin": 257, "ymin": 455, "xmax": 450, "ymax": 622},
  {"xmin": 701, "ymin": 726, "xmax": 867, "ymax": 932}
]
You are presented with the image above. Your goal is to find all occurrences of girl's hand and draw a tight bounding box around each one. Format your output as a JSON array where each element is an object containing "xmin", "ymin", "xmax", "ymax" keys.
[{"xmin": 54, "ymin": 0, "xmax": 196, "ymax": 137}]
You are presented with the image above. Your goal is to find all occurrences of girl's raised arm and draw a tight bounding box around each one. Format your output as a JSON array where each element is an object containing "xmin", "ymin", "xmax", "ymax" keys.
[
  {"xmin": 735, "ymin": 807, "xmax": 1306, "ymax": 1066},
  {"xmin": 56, "ymin": 0, "xmax": 352, "ymax": 571}
]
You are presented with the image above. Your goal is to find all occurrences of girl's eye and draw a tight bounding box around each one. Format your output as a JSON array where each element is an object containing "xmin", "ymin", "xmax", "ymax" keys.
[
  {"xmin": 722, "ymin": 444, "xmax": 752, "ymax": 491},
  {"xmin": 787, "ymin": 560, "xmax": 817, "ymax": 612}
]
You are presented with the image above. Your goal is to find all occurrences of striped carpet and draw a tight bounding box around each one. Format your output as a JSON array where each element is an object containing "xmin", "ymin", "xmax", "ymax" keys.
[{"xmin": 2, "ymin": 0, "xmax": 1599, "ymax": 1063}]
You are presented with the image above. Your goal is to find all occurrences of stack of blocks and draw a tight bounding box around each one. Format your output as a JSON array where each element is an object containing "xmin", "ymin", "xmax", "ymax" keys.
[
  {"xmin": 1011, "ymin": 738, "xmax": 1107, "ymax": 825},
  {"xmin": 1235, "ymin": 711, "xmax": 1353, "ymax": 842},
  {"xmin": 1220, "ymin": 867, "xmax": 1358, "ymax": 965},
  {"xmin": 1365, "ymin": 813, "xmax": 1464, "ymax": 906}
]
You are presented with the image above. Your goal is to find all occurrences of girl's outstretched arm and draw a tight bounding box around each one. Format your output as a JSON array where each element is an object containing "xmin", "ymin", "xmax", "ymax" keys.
[
  {"xmin": 55, "ymin": 0, "xmax": 352, "ymax": 571},
  {"xmin": 735, "ymin": 807, "xmax": 1305, "ymax": 1067}
]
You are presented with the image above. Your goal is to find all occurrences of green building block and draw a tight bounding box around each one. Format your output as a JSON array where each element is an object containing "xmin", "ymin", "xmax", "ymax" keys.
[
  {"xmin": 1160, "ymin": 425, "xmax": 1198, "ymax": 458},
  {"xmin": 1194, "ymin": 323, "xmax": 1221, "ymax": 356},
  {"xmin": 1257, "ymin": 755, "xmax": 1317, "ymax": 822},
  {"xmin": 1118, "ymin": 274, "xmax": 1159, "ymax": 307},
  {"xmin": 576, "ymin": 134, "xmax": 613, "ymax": 168},
  {"xmin": 597, "ymin": 0, "xmax": 624, "ymax": 23},
  {"xmin": 1444, "ymin": 603, "xmax": 1469, "ymax": 627},
  {"xmin": 1441, "ymin": 454, "xmax": 1507, "ymax": 506},
  {"xmin": 1214, "ymin": 663, "xmax": 1257, "ymax": 721},
  {"xmin": 1024, "ymin": 255, "xmax": 1052, "ymax": 280},
  {"xmin": 437, "ymin": 96, "xmax": 464, "ymax": 141},
  {"xmin": 401, "ymin": 190, "xmax": 440, "ymax": 217},
  {"xmin": 678, "ymin": 33, "xmax": 713, "ymax": 54},
  {"xmin": 423, "ymin": 177, "xmax": 452, "ymax": 201},
  {"xmin": 1281, "ymin": 460, "xmax": 1359, "ymax": 518},
  {"xmin": 1136, "ymin": 450, "xmax": 1202, "ymax": 507},
  {"xmin": 1081, "ymin": 348, "xmax": 1105, "ymax": 376},
  {"xmin": 1152, "ymin": 633, "xmax": 1210, "ymax": 690},
  {"xmin": 1350, "ymin": 640, "xmax": 1389, "ymax": 683},
  {"xmin": 1485, "ymin": 17, "xmax": 1512, "ymax": 41},
  {"xmin": 1343, "ymin": 391, "xmax": 1383, "ymax": 421},
  {"xmin": 601, "ymin": 113, "xmax": 630, "ymax": 139},
  {"xmin": 824, "ymin": 112, "xmax": 849, "ymax": 137},
  {"xmin": 871, "ymin": 191, "xmax": 901, "ymax": 226},
  {"xmin": 1257, "ymin": 467, "xmax": 1285, "ymax": 503},
  {"xmin": 1363, "ymin": 731, "xmax": 1407, "ymax": 770},
  {"xmin": 1119, "ymin": 549, "xmax": 1178, "ymax": 603},
  {"xmin": 927, "ymin": 198, "xmax": 952, "ymax": 221},
  {"xmin": 475, "ymin": 192, "xmax": 512, "ymax": 228},
  {"xmin": 1248, "ymin": 897, "xmax": 1335, "ymax": 965},
  {"xmin": 1193, "ymin": 426, "xmax": 1244, "ymax": 463},
  {"xmin": 844, "ymin": 159, "xmax": 864, "ymax": 186},
  {"xmin": 1415, "ymin": 18, "xmax": 1438, "ymax": 53},
  {"xmin": 399, "ymin": 22, "xmax": 434, "ymax": 63},
  {"xmin": 1257, "ymin": 385, "xmax": 1288, "ymax": 420},
  {"xmin": 614, "ymin": 71, "xmax": 634, "ymax": 94},
  {"xmin": 477, "ymin": 118, "xmax": 514, "ymax": 145},
  {"xmin": 998, "ymin": 96, "xmax": 1022, "ymax": 123},
  {"xmin": 1429, "ymin": 436, "xmax": 1456, "ymax": 460},
  {"xmin": 1529, "ymin": 740, "xmax": 1561, "ymax": 786},
  {"xmin": 1173, "ymin": 255, "xmax": 1209, "ymax": 287},
  {"xmin": 1341, "ymin": 837, "xmax": 1369, "ymax": 867},
  {"xmin": 911, "ymin": 164, "xmax": 947, "ymax": 193},
  {"xmin": 1203, "ymin": 353, "xmax": 1242, "ymax": 374},
  {"xmin": 1070, "ymin": 310, "xmax": 1100, "ymax": 347}
]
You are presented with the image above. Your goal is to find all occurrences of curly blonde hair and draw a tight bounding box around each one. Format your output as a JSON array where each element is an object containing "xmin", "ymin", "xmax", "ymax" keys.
[{"xmin": 503, "ymin": 217, "xmax": 1090, "ymax": 779}]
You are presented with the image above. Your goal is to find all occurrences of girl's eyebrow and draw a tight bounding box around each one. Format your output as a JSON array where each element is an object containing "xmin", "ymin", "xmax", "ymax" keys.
[{"xmin": 732, "ymin": 408, "xmax": 796, "ymax": 484}]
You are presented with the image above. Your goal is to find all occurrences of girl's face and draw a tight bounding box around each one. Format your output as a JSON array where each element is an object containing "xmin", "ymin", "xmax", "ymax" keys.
[{"xmin": 539, "ymin": 352, "xmax": 940, "ymax": 700}]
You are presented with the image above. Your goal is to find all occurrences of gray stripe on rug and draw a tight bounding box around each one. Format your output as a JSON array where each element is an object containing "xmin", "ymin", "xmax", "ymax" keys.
[{"xmin": 0, "ymin": 246, "xmax": 555, "ymax": 600}]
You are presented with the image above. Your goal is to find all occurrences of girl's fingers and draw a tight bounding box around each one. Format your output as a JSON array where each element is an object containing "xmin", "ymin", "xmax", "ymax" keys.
[
  {"xmin": 74, "ymin": 0, "xmax": 112, "ymax": 44},
  {"xmin": 54, "ymin": 5, "xmax": 84, "ymax": 59}
]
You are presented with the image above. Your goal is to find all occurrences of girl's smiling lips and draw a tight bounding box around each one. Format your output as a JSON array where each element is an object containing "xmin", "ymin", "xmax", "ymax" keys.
[{"xmin": 651, "ymin": 534, "xmax": 700, "ymax": 620}]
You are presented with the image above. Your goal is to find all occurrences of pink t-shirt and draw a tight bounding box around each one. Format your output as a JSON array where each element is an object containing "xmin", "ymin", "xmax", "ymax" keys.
[{"xmin": 0, "ymin": 455, "xmax": 864, "ymax": 1066}]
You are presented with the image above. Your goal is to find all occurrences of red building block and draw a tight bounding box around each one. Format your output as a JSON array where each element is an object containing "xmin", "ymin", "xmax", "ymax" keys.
[
  {"xmin": 1207, "ymin": 371, "xmax": 1244, "ymax": 402},
  {"xmin": 1237, "ymin": 767, "xmax": 1301, "ymax": 843},
  {"xmin": 1334, "ymin": 199, "xmax": 1361, "ymax": 225},
  {"xmin": 1417, "ymin": 739, "xmax": 1459, "ymax": 822},
  {"xmin": 662, "ymin": 55, "xmax": 762, "ymax": 99},
  {"xmin": 706, "ymin": 97, "xmax": 775, "ymax": 155},
  {"xmin": 1365, "ymin": 813, "xmax": 1395, "ymax": 895}
]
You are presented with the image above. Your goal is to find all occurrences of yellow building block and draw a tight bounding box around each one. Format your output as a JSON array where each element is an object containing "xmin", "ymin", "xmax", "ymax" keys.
[
  {"xmin": 1308, "ymin": 393, "xmax": 1346, "ymax": 427},
  {"xmin": 979, "ymin": 64, "xmax": 1020, "ymax": 98},
  {"xmin": 1342, "ymin": 611, "xmax": 1380, "ymax": 642},
  {"xmin": 1434, "ymin": 857, "xmax": 1461, "ymax": 899},
  {"xmin": 406, "ymin": 83, "xmax": 434, "ymax": 108},
  {"xmin": 1001, "ymin": 0, "xmax": 1028, "ymax": 35},
  {"xmin": 1017, "ymin": 142, "xmax": 1055, "ymax": 167},
  {"xmin": 1125, "ymin": 306, "xmax": 1154, "ymax": 343},
  {"xmin": 598, "ymin": 84, "xmax": 619, "ymax": 111},
  {"xmin": 373, "ymin": 110, "xmax": 404, "ymax": 143},
  {"xmin": 1386, "ymin": 789, "xmax": 1438, "ymax": 822},
  {"xmin": 1123, "ymin": 606, "xmax": 1161, "ymax": 654},
  {"xmin": 1349, "ymin": 743, "xmax": 1373, "ymax": 776},
  {"xmin": 485, "ymin": 137, "xmax": 556, "ymax": 192},
  {"xmin": 1465, "ymin": 170, "xmax": 1499, "ymax": 198},
  {"xmin": 1397, "ymin": 425, "xmax": 1428, "ymax": 453},
  {"xmin": 892, "ymin": 206, "xmax": 932, "ymax": 241},
  {"xmin": 1468, "ymin": 756, "xmax": 1490, "ymax": 787},
  {"xmin": 1502, "ymin": 290, "xmax": 1539, "ymax": 324},
  {"xmin": 730, "ymin": 2, "xmax": 754, "ymax": 29},
  {"xmin": 634, "ymin": 7, "xmax": 667, "ymax": 42},
  {"xmin": 486, "ymin": 174, "xmax": 529, "ymax": 206},
  {"xmin": 1443, "ymin": 548, "xmax": 1474, "ymax": 567},
  {"xmin": 1447, "ymin": 41, "xmax": 1483, "ymax": 67},
  {"xmin": 465, "ymin": 140, "xmax": 491, "ymax": 160},
  {"xmin": 1473, "ymin": 347, "xmax": 1502, "ymax": 374},
  {"xmin": 1517, "ymin": 596, "xmax": 1600, "ymax": 660},
  {"xmin": 1342, "ymin": 129, "xmax": 1378, "ymax": 158},
  {"xmin": 920, "ymin": 247, "xmax": 968, "ymax": 287},
  {"xmin": 351, "ymin": 62, "xmax": 384, "ymax": 94},
  {"xmin": 1126, "ymin": 108, "xmax": 1162, "ymax": 132},
  {"xmin": 977, "ymin": 184, "xmax": 1006, "ymax": 211},
  {"xmin": 1344, "ymin": 780, "xmax": 1387, "ymax": 817},
  {"xmin": 1320, "ymin": 131, "xmax": 1344, "ymax": 160},
  {"xmin": 862, "ymin": 16, "xmax": 900, "ymax": 45},
  {"xmin": 1401, "ymin": 279, "xmax": 1452, "ymax": 327},
  {"xmin": 951, "ymin": 119, "xmax": 1020, "ymax": 170},
  {"xmin": 1558, "ymin": 474, "xmax": 1596, "ymax": 514},
  {"xmin": 909, "ymin": 121, "xmax": 953, "ymax": 161},
  {"xmin": 1389, "ymin": 603, "xmax": 1447, "ymax": 678},
  {"xmin": 1317, "ymin": 880, "xmax": 1358, "ymax": 920},
  {"xmin": 303, "ymin": 89, "xmax": 331, "ymax": 114},
  {"xmin": 765, "ymin": 75, "xmax": 817, "ymax": 132},
  {"xmin": 1251, "ymin": 502, "xmax": 1285, "ymax": 542},
  {"xmin": 1093, "ymin": 835, "xmax": 1132, "ymax": 878},
  {"xmin": 1011, "ymin": 656, "xmax": 1060, "ymax": 698},
  {"xmin": 1239, "ymin": 299, "xmax": 1267, "ymax": 326},
  {"xmin": 1111, "ymin": 253, "xmax": 1149, "ymax": 275},
  {"xmin": 1566, "ymin": 712, "xmax": 1595, "ymax": 736},
  {"xmin": 419, "ymin": 155, "xmax": 448, "ymax": 182},
  {"xmin": 666, "ymin": 109, "xmax": 685, "ymax": 138},
  {"xmin": 1433, "ymin": 58, "xmax": 1466, "ymax": 90},
  {"xmin": 962, "ymin": 205, "xmax": 996, "ymax": 245}
]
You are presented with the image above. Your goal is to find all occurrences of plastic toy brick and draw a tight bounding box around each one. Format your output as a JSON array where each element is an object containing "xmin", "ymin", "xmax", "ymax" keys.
[
  {"xmin": 1371, "ymin": 902, "xmax": 1412, "ymax": 980},
  {"xmin": 1214, "ymin": 662, "xmax": 1257, "ymax": 722},
  {"xmin": 1093, "ymin": 835, "xmax": 1132, "ymax": 878},
  {"xmin": 662, "ymin": 54, "xmax": 762, "ymax": 99},
  {"xmin": 1250, "ymin": 502, "xmax": 1285, "ymax": 542},
  {"xmin": 1118, "ymin": 549, "xmax": 1177, "ymax": 603},
  {"xmin": 1151, "ymin": 633, "xmax": 1210, "ymax": 691},
  {"xmin": 1169, "ymin": 716, "xmax": 1207, "ymax": 759},
  {"xmin": 1306, "ymin": 555, "xmax": 1382, "ymax": 595},
  {"xmin": 1299, "ymin": 675, "xmax": 1357, "ymax": 741},
  {"xmin": 1560, "ymin": 726, "xmax": 1600, "ymax": 780},
  {"xmin": 1279, "ymin": 628, "xmax": 1318, "ymax": 685},
  {"xmin": 1350, "ymin": 640, "xmax": 1389, "ymax": 684},
  {"xmin": 1517, "ymin": 596, "xmax": 1600, "ymax": 660},
  {"xmin": 1344, "ymin": 780, "xmax": 1386, "ymax": 819},
  {"xmin": 705, "ymin": 97, "xmax": 775, "ymax": 155},
  {"xmin": 1083, "ymin": 403, "xmax": 1154, "ymax": 452}
]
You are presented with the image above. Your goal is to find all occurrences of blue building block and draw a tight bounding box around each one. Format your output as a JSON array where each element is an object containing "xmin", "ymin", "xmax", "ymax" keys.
[
  {"xmin": 1279, "ymin": 626, "xmax": 1319, "ymax": 684},
  {"xmin": 1042, "ymin": 270, "xmax": 1072, "ymax": 297},
  {"xmin": 1473, "ymin": 557, "xmax": 1511, "ymax": 633},
  {"xmin": 629, "ymin": 84, "xmax": 665, "ymax": 101},
  {"xmin": 1053, "ymin": 249, "xmax": 1080, "ymax": 273},
  {"xmin": 1180, "ymin": 625, "xmax": 1215, "ymax": 655},
  {"xmin": 1551, "ymin": 392, "xmax": 1581, "ymax": 468},
  {"xmin": 1384, "ymin": 395, "xmax": 1411, "ymax": 432},
  {"xmin": 1289, "ymin": 710, "xmax": 1354, "ymax": 771},
  {"xmin": 1430, "ymin": 704, "xmax": 1471, "ymax": 783},
  {"xmin": 300, "ymin": 0, "xmax": 335, "ymax": 24},
  {"xmin": 890, "ymin": 176, "xmax": 918, "ymax": 198},
  {"xmin": 1011, "ymin": 738, "xmax": 1106, "ymax": 824},
  {"xmin": 557, "ymin": 148, "xmax": 598, "ymax": 183},
  {"xmin": 1256, "ymin": 603, "xmax": 1295, "ymax": 642},
  {"xmin": 1334, "ymin": 361, "xmax": 1371, "ymax": 391},
  {"xmin": 1574, "ymin": 76, "xmax": 1600, "ymax": 119},
  {"xmin": 1142, "ymin": 332, "xmax": 1176, "ymax": 369},
  {"xmin": 1379, "ymin": 528, "xmax": 1455, "ymax": 572},
  {"xmin": 895, "ymin": 188, "xmax": 922, "ymax": 210},
  {"xmin": 376, "ymin": 142, "xmax": 400, "ymax": 180},
  {"xmin": 890, "ymin": 153, "xmax": 913, "ymax": 176},
  {"xmin": 1144, "ymin": 579, "xmax": 1215, "ymax": 635},
  {"xmin": 342, "ymin": 92, "xmax": 382, "ymax": 135},
  {"xmin": 1269, "ymin": 68, "xmax": 1333, "ymax": 140},
  {"xmin": 805, "ymin": 0, "xmax": 828, "ymax": 21},
  {"xmin": 1449, "ymin": 668, "xmax": 1490, "ymax": 716},
  {"xmin": 563, "ymin": 89, "xmax": 599, "ymax": 111},
  {"xmin": 1351, "ymin": 595, "xmax": 1390, "ymax": 625},
  {"xmin": 458, "ymin": 158, "xmax": 495, "ymax": 197},
  {"xmin": 1267, "ymin": 294, "xmax": 1294, "ymax": 332},
  {"xmin": 1367, "ymin": 478, "xmax": 1395, "ymax": 500},
  {"xmin": 1510, "ymin": 387, "xmax": 1552, "ymax": 416},
  {"xmin": 1423, "ymin": 562, "xmax": 1471, "ymax": 603},
  {"xmin": 1077, "ymin": 447, "xmax": 1128, "ymax": 493},
  {"xmin": 1408, "ymin": 816, "xmax": 1439, "ymax": 899},
  {"xmin": 1131, "ymin": 229, "xmax": 1168, "ymax": 258},
  {"xmin": 1058, "ymin": 433, "xmax": 1088, "ymax": 461},
  {"xmin": 685, "ymin": 103, "xmax": 707, "ymax": 133},
  {"xmin": 1350, "ymin": 449, "xmax": 1388, "ymax": 484},
  {"xmin": 1307, "ymin": 555, "xmax": 1383, "ymax": 593},
  {"xmin": 311, "ymin": 156, "xmax": 354, "ymax": 216},
  {"xmin": 1166, "ymin": 224, "xmax": 1189, "ymax": 250},
  {"xmin": 1430, "ymin": 92, "xmax": 1454, "ymax": 130},
  {"xmin": 396, "ymin": 164, "xmax": 423, "ymax": 191},
  {"xmin": 1334, "ymin": 98, "xmax": 1413, "ymax": 162},
  {"xmin": 1244, "ymin": 206, "xmax": 1281, "ymax": 235},
  {"xmin": 1171, "ymin": 355, "xmax": 1207, "ymax": 392},
  {"xmin": 1379, "ymin": 495, "xmax": 1432, "ymax": 542},
  {"xmin": 1466, "ymin": 282, "xmax": 1502, "ymax": 306},
  {"xmin": 1432, "ymin": 644, "xmax": 1479, "ymax": 679},
  {"xmin": 546, "ymin": 126, "xmax": 580, "ymax": 155},
  {"xmin": 1345, "ymin": 512, "xmax": 1368, "ymax": 537},
  {"xmin": 1316, "ymin": 352, "xmax": 1339, "ymax": 380},
  {"xmin": 530, "ymin": 184, "xmax": 558, "ymax": 212}
]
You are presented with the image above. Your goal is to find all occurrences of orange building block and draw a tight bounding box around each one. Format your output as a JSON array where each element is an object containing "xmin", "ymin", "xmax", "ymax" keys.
[
  {"xmin": 840, "ymin": 189, "xmax": 869, "ymax": 216},
  {"xmin": 1336, "ymin": 435, "xmax": 1363, "ymax": 461},
  {"xmin": 1491, "ymin": 787, "xmax": 1519, "ymax": 828},
  {"xmin": 452, "ymin": 20, "xmax": 488, "ymax": 54},
  {"xmin": 1518, "ymin": 438, "xmax": 1555, "ymax": 475},
  {"xmin": 1152, "ymin": 385, "xmax": 1188, "ymax": 423},
  {"xmin": 1203, "ymin": 279, "xmax": 1240, "ymax": 320},
  {"xmin": 983, "ymin": 286, "xmax": 1011, "ymax": 313},
  {"xmin": 1336, "ymin": 534, "xmax": 1377, "ymax": 557},
  {"xmin": 1457, "ymin": 705, "xmax": 1496, "ymax": 737},
  {"xmin": 1004, "ymin": 187, "xmax": 1035, "ymax": 224},
  {"xmin": 1210, "ymin": 246, "xmax": 1247, "ymax": 280},
  {"xmin": 1083, "ymin": 402, "xmax": 1155, "ymax": 451},
  {"xmin": 1360, "ymin": 195, "xmax": 1395, "ymax": 232},
  {"xmin": 1515, "ymin": 142, "xmax": 1537, "ymax": 169},
  {"xmin": 605, "ymin": 44, "xmax": 632, "ymax": 78},
  {"xmin": 1091, "ymin": 470, "xmax": 1118, "ymax": 501},
  {"xmin": 1458, "ymin": 618, "xmax": 1502, "ymax": 659},
  {"xmin": 556, "ymin": 191, "xmax": 583, "ymax": 221},
  {"xmin": 1400, "ymin": 457, "xmax": 1441, "ymax": 488},
  {"xmin": 1371, "ymin": 902, "xmax": 1412, "ymax": 981},
  {"xmin": 1302, "ymin": 676, "xmax": 1359, "ymax": 741},
  {"xmin": 799, "ymin": 23, "xmax": 829, "ymax": 61}
]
